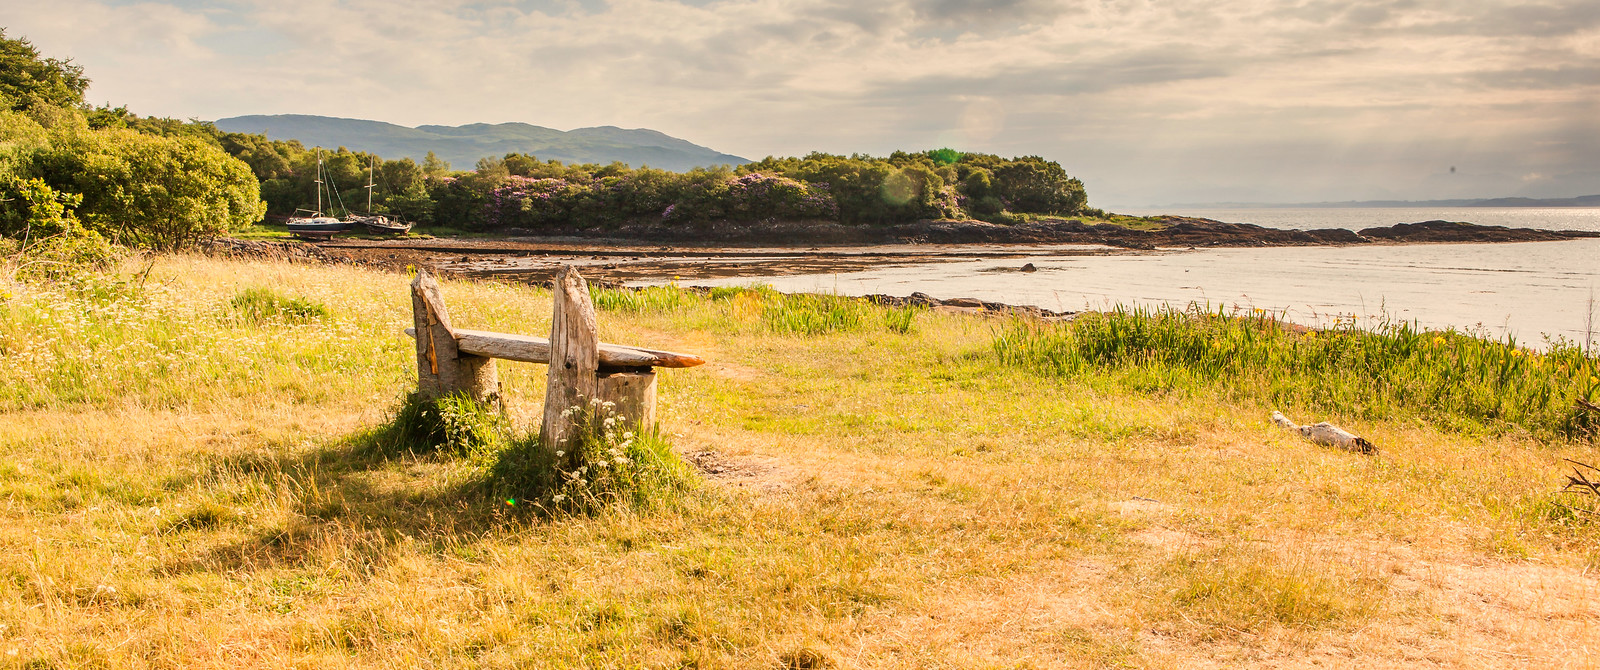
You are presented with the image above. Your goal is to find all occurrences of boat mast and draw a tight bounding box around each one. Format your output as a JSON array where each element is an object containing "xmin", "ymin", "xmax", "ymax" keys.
[
  {"xmin": 366, "ymin": 155, "xmax": 375, "ymax": 214},
  {"xmin": 314, "ymin": 148, "xmax": 324, "ymax": 216}
]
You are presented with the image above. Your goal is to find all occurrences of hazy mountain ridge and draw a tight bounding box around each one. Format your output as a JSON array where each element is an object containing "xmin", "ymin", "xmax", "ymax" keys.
[{"xmin": 213, "ymin": 114, "xmax": 749, "ymax": 172}]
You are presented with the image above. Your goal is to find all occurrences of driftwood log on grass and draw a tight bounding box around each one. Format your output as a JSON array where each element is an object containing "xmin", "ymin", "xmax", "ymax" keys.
[{"xmin": 1272, "ymin": 411, "xmax": 1377, "ymax": 454}]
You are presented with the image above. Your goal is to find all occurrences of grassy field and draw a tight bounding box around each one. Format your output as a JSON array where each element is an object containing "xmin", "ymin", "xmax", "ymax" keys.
[{"xmin": 1, "ymin": 254, "xmax": 1598, "ymax": 668}]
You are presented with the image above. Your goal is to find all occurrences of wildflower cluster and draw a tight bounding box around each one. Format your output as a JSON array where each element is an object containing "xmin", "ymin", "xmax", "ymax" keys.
[{"xmin": 539, "ymin": 397, "xmax": 689, "ymax": 513}]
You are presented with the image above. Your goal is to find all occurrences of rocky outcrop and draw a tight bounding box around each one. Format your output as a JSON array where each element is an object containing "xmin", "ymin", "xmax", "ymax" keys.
[
  {"xmin": 200, "ymin": 238, "xmax": 330, "ymax": 262},
  {"xmin": 1355, "ymin": 220, "xmax": 1594, "ymax": 243}
]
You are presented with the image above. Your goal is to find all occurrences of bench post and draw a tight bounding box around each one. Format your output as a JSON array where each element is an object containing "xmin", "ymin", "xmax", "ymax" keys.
[
  {"xmin": 598, "ymin": 369, "xmax": 657, "ymax": 431},
  {"xmin": 411, "ymin": 271, "xmax": 499, "ymax": 402},
  {"xmin": 540, "ymin": 267, "xmax": 601, "ymax": 451}
]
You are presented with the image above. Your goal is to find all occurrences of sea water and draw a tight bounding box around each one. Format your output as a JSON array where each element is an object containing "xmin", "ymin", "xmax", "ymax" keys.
[{"xmin": 693, "ymin": 208, "xmax": 1600, "ymax": 345}]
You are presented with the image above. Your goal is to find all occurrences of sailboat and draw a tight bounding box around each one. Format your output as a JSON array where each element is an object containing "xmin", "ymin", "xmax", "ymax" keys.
[
  {"xmin": 286, "ymin": 149, "xmax": 348, "ymax": 239},
  {"xmin": 347, "ymin": 155, "xmax": 411, "ymax": 235}
]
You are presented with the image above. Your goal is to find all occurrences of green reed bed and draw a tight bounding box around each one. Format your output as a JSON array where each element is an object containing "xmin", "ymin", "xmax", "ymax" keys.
[
  {"xmin": 995, "ymin": 305, "xmax": 1600, "ymax": 439},
  {"xmin": 593, "ymin": 284, "xmax": 893, "ymax": 336}
]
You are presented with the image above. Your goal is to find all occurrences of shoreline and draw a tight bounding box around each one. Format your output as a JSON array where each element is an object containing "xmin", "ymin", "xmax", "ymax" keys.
[{"xmin": 208, "ymin": 216, "xmax": 1600, "ymax": 287}]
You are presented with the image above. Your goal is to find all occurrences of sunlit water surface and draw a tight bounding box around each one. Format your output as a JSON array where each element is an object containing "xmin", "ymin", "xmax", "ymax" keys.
[{"xmin": 690, "ymin": 208, "xmax": 1600, "ymax": 345}]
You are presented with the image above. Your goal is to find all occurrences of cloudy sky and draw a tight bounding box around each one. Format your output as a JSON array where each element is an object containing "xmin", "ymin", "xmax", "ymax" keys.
[{"xmin": 6, "ymin": 0, "xmax": 1599, "ymax": 207}]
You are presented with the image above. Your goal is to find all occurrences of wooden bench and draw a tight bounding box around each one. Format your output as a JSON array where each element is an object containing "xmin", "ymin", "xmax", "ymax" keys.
[{"xmin": 407, "ymin": 266, "xmax": 704, "ymax": 449}]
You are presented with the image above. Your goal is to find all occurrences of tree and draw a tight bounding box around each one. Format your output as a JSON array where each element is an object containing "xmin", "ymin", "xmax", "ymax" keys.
[
  {"xmin": 992, "ymin": 157, "xmax": 1086, "ymax": 215},
  {"xmin": 0, "ymin": 30, "xmax": 89, "ymax": 113},
  {"xmin": 423, "ymin": 151, "xmax": 451, "ymax": 177},
  {"xmin": 48, "ymin": 129, "xmax": 266, "ymax": 249}
]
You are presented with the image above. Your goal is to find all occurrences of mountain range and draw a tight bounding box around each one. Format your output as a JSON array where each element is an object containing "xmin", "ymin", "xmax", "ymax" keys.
[{"xmin": 212, "ymin": 114, "xmax": 749, "ymax": 172}]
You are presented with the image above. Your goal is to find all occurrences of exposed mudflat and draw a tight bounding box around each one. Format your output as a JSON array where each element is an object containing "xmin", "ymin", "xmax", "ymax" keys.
[{"xmin": 205, "ymin": 217, "xmax": 1600, "ymax": 285}]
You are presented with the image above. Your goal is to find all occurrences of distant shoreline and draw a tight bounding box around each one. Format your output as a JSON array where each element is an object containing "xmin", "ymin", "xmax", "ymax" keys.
[
  {"xmin": 209, "ymin": 218, "xmax": 1600, "ymax": 286},
  {"xmin": 1144, "ymin": 195, "xmax": 1600, "ymax": 209}
]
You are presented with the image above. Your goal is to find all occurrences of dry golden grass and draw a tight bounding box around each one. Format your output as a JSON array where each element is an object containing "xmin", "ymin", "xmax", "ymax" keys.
[{"xmin": 1, "ymin": 254, "xmax": 1597, "ymax": 668}]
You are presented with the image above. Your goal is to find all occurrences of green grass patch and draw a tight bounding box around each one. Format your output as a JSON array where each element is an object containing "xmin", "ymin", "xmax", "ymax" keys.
[
  {"xmin": 761, "ymin": 292, "xmax": 875, "ymax": 336},
  {"xmin": 376, "ymin": 392, "xmax": 510, "ymax": 457},
  {"xmin": 995, "ymin": 305, "xmax": 1600, "ymax": 439},
  {"xmin": 372, "ymin": 392, "xmax": 694, "ymax": 515},
  {"xmin": 592, "ymin": 284, "xmax": 703, "ymax": 313},
  {"xmin": 229, "ymin": 287, "xmax": 329, "ymax": 324}
]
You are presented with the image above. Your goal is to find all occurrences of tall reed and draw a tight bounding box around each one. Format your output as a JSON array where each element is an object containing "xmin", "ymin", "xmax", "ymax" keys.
[{"xmin": 994, "ymin": 305, "xmax": 1600, "ymax": 439}]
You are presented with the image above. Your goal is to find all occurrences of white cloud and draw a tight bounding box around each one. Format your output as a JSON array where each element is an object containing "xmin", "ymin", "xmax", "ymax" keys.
[{"xmin": 4, "ymin": 0, "xmax": 1597, "ymax": 205}]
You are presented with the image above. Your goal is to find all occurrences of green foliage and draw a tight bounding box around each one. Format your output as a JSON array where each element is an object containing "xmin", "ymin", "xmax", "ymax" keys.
[
  {"xmin": 991, "ymin": 156, "xmax": 1087, "ymax": 215},
  {"xmin": 422, "ymin": 151, "xmax": 451, "ymax": 178},
  {"xmin": 592, "ymin": 284, "xmax": 702, "ymax": 313},
  {"xmin": 218, "ymin": 146, "xmax": 1087, "ymax": 232},
  {"xmin": 1, "ymin": 176, "xmax": 79, "ymax": 238},
  {"xmin": 994, "ymin": 306, "xmax": 1600, "ymax": 439},
  {"xmin": 882, "ymin": 305, "xmax": 920, "ymax": 334},
  {"xmin": 0, "ymin": 176, "xmax": 121, "ymax": 280},
  {"xmin": 380, "ymin": 392, "xmax": 509, "ymax": 457},
  {"xmin": 0, "ymin": 36, "xmax": 267, "ymax": 252},
  {"xmin": 927, "ymin": 148, "xmax": 961, "ymax": 166},
  {"xmin": 491, "ymin": 398, "xmax": 693, "ymax": 514},
  {"xmin": 762, "ymin": 292, "xmax": 874, "ymax": 336},
  {"xmin": 0, "ymin": 30, "xmax": 89, "ymax": 114},
  {"xmin": 228, "ymin": 287, "xmax": 329, "ymax": 324},
  {"xmin": 42, "ymin": 129, "xmax": 266, "ymax": 249}
]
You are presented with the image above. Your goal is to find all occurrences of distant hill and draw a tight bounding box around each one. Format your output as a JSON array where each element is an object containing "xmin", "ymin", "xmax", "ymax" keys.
[{"xmin": 213, "ymin": 114, "xmax": 749, "ymax": 172}]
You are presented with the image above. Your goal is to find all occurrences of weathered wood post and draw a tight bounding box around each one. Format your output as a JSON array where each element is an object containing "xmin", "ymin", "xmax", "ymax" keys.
[
  {"xmin": 540, "ymin": 267, "xmax": 601, "ymax": 450},
  {"xmin": 598, "ymin": 369, "xmax": 657, "ymax": 431},
  {"xmin": 411, "ymin": 271, "xmax": 499, "ymax": 402},
  {"xmin": 406, "ymin": 266, "xmax": 699, "ymax": 453},
  {"xmin": 539, "ymin": 266, "xmax": 662, "ymax": 449}
]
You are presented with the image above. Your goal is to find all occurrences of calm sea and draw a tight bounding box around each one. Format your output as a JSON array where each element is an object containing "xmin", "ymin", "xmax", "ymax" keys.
[
  {"xmin": 1117, "ymin": 206, "xmax": 1600, "ymax": 233},
  {"xmin": 695, "ymin": 207, "xmax": 1600, "ymax": 345}
]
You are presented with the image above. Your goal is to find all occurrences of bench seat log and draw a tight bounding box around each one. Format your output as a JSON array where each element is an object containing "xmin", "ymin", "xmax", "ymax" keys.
[{"xmin": 404, "ymin": 327, "xmax": 705, "ymax": 369}]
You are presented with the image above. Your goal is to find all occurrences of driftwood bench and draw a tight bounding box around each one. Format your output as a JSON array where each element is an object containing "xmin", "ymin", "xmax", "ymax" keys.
[{"xmin": 407, "ymin": 266, "xmax": 704, "ymax": 449}]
